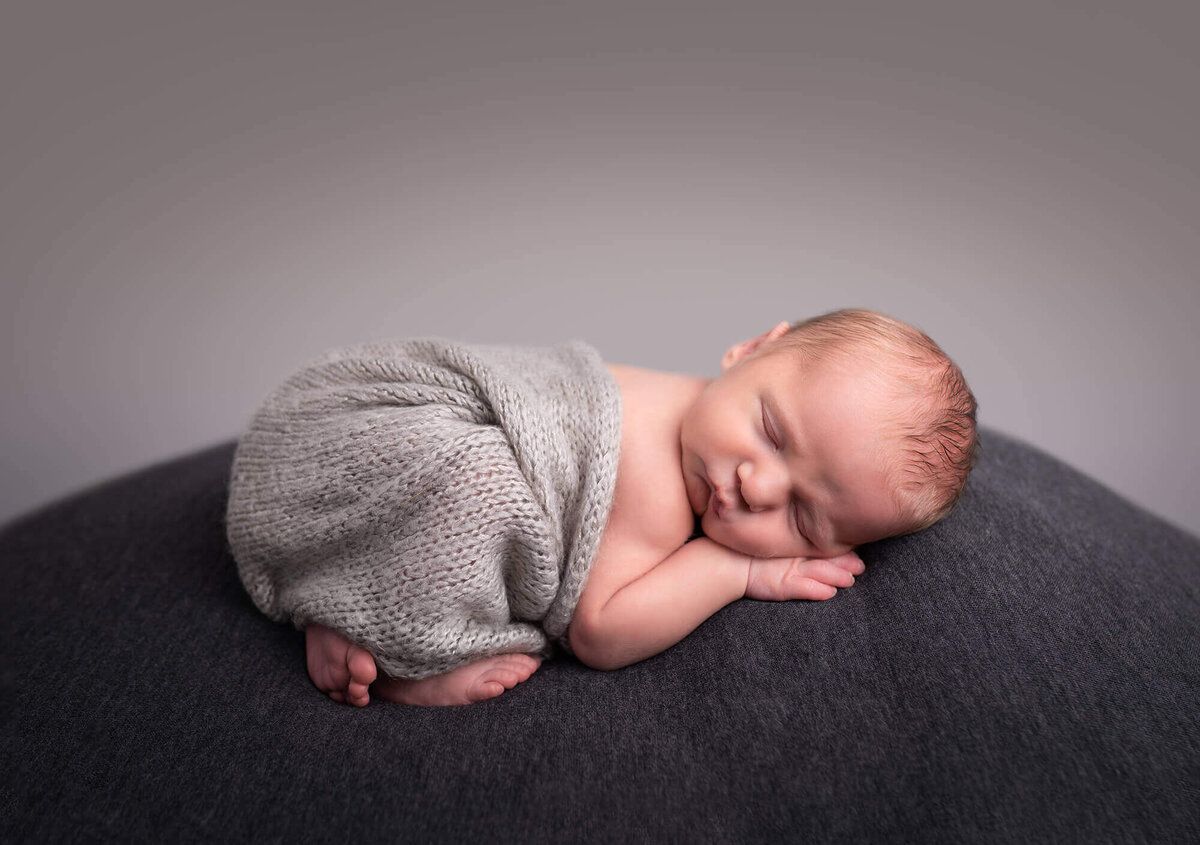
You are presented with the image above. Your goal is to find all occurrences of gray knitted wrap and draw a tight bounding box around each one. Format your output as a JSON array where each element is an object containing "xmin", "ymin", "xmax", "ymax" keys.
[{"xmin": 225, "ymin": 338, "xmax": 621, "ymax": 680}]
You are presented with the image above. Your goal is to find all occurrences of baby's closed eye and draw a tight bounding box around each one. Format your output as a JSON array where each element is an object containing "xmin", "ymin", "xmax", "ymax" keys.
[{"xmin": 761, "ymin": 404, "xmax": 780, "ymax": 450}]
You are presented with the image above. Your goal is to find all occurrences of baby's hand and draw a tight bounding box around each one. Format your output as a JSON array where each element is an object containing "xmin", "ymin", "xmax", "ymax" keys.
[{"xmin": 744, "ymin": 551, "xmax": 864, "ymax": 602}]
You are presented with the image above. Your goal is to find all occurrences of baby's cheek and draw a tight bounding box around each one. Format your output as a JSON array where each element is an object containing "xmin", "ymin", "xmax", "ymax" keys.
[
  {"xmin": 714, "ymin": 522, "xmax": 780, "ymax": 559},
  {"xmin": 686, "ymin": 473, "xmax": 709, "ymax": 515}
]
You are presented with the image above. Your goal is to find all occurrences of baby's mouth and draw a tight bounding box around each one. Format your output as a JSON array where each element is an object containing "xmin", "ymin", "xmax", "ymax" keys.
[
  {"xmin": 710, "ymin": 489, "xmax": 725, "ymax": 519},
  {"xmin": 708, "ymin": 478, "xmax": 738, "ymax": 519}
]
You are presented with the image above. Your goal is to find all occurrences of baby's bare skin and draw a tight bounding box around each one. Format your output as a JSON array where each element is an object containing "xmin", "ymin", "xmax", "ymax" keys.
[
  {"xmin": 306, "ymin": 625, "xmax": 542, "ymax": 707},
  {"xmin": 307, "ymin": 624, "xmax": 376, "ymax": 706},
  {"xmin": 566, "ymin": 361, "xmax": 865, "ymax": 671},
  {"xmin": 308, "ymin": 340, "xmax": 869, "ymax": 706}
]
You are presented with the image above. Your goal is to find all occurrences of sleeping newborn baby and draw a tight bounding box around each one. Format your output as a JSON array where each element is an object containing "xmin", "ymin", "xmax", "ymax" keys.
[{"xmin": 226, "ymin": 308, "xmax": 977, "ymax": 707}]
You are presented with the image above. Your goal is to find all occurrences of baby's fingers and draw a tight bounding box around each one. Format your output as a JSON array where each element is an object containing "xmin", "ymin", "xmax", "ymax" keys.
[
  {"xmin": 793, "ymin": 579, "xmax": 838, "ymax": 601},
  {"xmin": 825, "ymin": 551, "xmax": 865, "ymax": 575},
  {"xmin": 746, "ymin": 554, "xmax": 859, "ymax": 601},
  {"xmin": 797, "ymin": 559, "xmax": 857, "ymax": 589}
]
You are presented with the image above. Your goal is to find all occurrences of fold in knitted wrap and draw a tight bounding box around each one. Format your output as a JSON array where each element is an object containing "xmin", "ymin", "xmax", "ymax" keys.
[{"xmin": 225, "ymin": 339, "xmax": 621, "ymax": 680}]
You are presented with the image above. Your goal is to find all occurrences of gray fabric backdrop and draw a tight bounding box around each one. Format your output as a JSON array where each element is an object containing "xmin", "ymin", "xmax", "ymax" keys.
[{"xmin": 3, "ymin": 1, "xmax": 1198, "ymax": 535}]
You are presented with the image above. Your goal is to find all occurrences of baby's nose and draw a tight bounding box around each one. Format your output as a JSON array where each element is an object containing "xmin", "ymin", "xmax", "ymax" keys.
[{"xmin": 738, "ymin": 463, "xmax": 788, "ymax": 511}]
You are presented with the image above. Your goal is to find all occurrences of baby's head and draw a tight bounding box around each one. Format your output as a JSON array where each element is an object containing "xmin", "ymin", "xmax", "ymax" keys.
[
  {"xmin": 680, "ymin": 308, "xmax": 977, "ymax": 558},
  {"xmin": 774, "ymin": 309, "xmax": 978, "ymax": 532}
]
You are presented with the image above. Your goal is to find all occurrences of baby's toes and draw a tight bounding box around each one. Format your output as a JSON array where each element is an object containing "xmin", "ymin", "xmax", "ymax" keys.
[
  {"xmin": 345, "ymin": 683, "xmax": 371, "ymax": 707},
  {"xmin": 338, "ymin": 645, "xmax": 376, "ymax": 706},
  {"xmin": 485, "ymin": 668, "xmax": 523, "ymax": 691},
  {"xmin": 469, "ymin": 670, "xmax": 516, "ymax": 701},
  {"xmin": 496, "ymin": 654, "xmax": 541, "ymax": 682},
  {"xmin": 474, "ymin": 681, "xmax": 506, "ymax": 701},
  {"xmin": 469, "ymin": 655, "xmax": 542, "ymax": 701},
  {"xmin": 347, "ymin": 646, "xmax": 378, "ymax": 687}
]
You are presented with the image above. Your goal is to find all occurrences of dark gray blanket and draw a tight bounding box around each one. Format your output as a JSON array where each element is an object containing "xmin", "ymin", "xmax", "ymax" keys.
[{"xmin": 1, "ymin": 428, "xmax": 1197, "ymax": 843}]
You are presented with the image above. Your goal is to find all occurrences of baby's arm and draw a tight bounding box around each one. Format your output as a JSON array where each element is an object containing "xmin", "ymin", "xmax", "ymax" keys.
[{"xmin": 569, "ymin": 536, "xmax": 862, "ymax": 671}]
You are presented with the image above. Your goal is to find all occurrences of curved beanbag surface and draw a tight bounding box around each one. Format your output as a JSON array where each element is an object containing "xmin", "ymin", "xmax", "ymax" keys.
[{"xmin": 1, "ymin": 428, "xmax": 1197, "ymax": 842}]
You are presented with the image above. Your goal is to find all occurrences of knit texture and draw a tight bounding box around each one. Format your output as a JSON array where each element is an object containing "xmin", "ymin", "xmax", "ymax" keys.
[{"xmin": 225, "ymin": 338, "xmax": 621, "ymax": 679}]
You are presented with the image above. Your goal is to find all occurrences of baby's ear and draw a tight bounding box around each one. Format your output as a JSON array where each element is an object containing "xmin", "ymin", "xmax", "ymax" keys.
[{"xmin": 721, "ymin": 321, "xmax": 792, "ymax": 371}]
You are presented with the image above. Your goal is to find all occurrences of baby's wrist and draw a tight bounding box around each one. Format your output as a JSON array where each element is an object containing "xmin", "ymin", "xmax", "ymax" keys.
[
  {"xmin": 684, "ymin": 535, "xmax": 754, "ymax": 600},
  {"xmin": 713, "ymin": 537, "xmax": 755, "ymax": 598}
]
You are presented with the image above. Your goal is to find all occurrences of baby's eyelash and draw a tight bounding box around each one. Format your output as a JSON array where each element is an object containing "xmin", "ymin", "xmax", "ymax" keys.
[
  {"xmin": 792, "ymin": 499, "xmax": 816, "ymax": 544},
  {"xmin": 761, "ymin": 405, "xmax": 779, "ymax": 449}
]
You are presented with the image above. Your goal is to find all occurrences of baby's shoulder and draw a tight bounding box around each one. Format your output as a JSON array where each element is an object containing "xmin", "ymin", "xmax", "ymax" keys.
[{"xmin": 603, "ymin": 363, "xmax": 695, "ymax": 554}]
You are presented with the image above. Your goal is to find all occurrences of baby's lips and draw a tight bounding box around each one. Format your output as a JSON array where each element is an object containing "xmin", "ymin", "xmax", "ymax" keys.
[
  {"xmin": 709, "ymin": 489, "xmax": 725, "ymax": 518},
  {"xmin": 712, "ymin": 486, "xmax": 741, "ymax": 519},
  {"xmin": 706, "ymin": 476, "xmax": 741, "ymax": 519}
]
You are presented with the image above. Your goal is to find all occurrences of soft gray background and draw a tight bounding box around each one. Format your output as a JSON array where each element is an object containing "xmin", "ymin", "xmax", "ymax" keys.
[{"xmin": 3, "ymin": 1, "xmax": 1197, "ymax": 535}]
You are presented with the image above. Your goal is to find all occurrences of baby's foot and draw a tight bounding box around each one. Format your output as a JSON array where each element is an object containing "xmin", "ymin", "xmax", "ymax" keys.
[
  {"xmin": 745, "ymin": 551, "xmax": 865, "ymax": 601},
  {"xmin": 305, "ymin": 624, "xmax": 378, "ymax": 706},
  {"xmin": 372, "ymin": 654, "xmax": 542, "ymax": 707}
]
